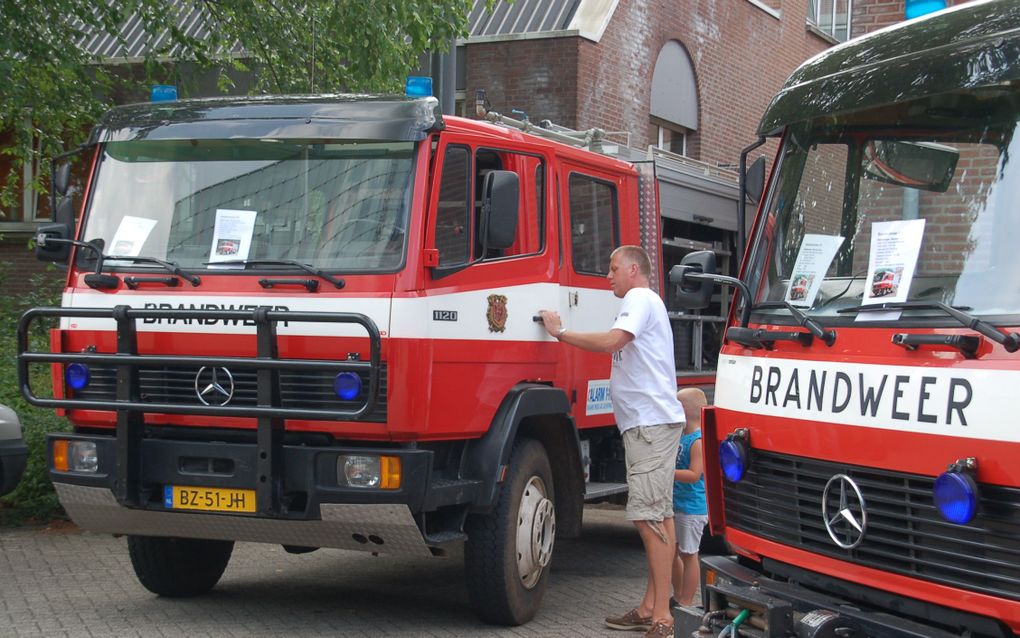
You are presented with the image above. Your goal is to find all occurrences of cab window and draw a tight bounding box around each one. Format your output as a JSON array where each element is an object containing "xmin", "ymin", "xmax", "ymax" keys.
[
  {"xmin": 568, "ymin": 173, "xmax": 619, "ymax": 275},
  {"xmin": 433, "ymin": 146, "xmax": 545, "ymax": 267},
  {"xmin": 435, "ymin": 145, "xmax": 472, "ymax": 266}
]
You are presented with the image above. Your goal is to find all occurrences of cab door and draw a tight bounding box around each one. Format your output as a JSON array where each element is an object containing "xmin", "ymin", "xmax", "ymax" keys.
[
  {"xmin": 557, "ymin": 161, "xmax": 637, "ymax": 430},
  {"xmin": 415, "ymin": 135, "xmax": 558, "ymax": 439}
]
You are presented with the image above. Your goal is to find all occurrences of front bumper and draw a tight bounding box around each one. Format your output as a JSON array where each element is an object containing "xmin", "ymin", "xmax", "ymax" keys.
[
  {"xmin": 688, "ymin": 555, "xmax": 1013, "ymax": 638},
  {"xmin": 57, "ymin": 484, "xmax": 433, "ymax": 556},
  {"xmin": 49, "ymin": 433, "xmax": 463, "ymax": 557}
]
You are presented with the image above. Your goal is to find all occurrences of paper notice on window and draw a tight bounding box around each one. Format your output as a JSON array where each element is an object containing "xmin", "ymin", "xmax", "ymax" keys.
[
  {"xmin": 208, "ymin": 209, "xmax": 257, "ymax": 265},
  {"xmin": 109, "ymin": 216, "xmax": 157, "ymax": 256},
  {"xmin": 785, "ymin": 234, "xmax": 844, "ymax": 307},
  {"xmin": 859, "ymin": 218, "xmax": 926, "ymax": 321}
]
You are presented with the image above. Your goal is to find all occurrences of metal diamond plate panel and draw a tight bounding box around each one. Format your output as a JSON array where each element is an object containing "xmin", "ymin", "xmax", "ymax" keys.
[{"xmin": 635, "ymin": 161, "xmax": 662, "ymax": 294}]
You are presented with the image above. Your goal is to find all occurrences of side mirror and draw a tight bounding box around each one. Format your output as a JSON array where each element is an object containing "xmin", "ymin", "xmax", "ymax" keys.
[
  {"xmin": 669, "ymin": 250, "xmax": 717, "ymax": 310},
  {"xmin": 50, "ymin": 162, "xmax": 73, "ymax": 229},
  {"xmin": 480, "ymin": 170, "xmax": 519, "ymax": 251},
  {"xmin": 53, "ymin": 162, "xmax": 71, "ymax": 197},
  {"xmin": 34, "ymin": 223, "xmax": 72, "ymax": 263},
  {"xmin": 53, "ymin": 194, "xmax": 75, "ymax": 228},
  {"xmin": 745, "ymin": 156, "xmax": 766, "ymax": 205}
]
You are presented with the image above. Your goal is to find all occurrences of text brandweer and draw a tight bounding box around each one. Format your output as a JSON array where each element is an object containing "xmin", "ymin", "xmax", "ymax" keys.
[
  {"xmin": 749, "ymin": 365, "xmax": 972, "ymax": 425},
  {"xmin": 141, "ymin": 303, "xmax": 291, "ymax": 326}
]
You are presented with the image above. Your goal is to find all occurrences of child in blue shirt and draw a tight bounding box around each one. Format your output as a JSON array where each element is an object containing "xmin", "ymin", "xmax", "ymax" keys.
[{"xmin": 672, "ymin": 388, "xmax": 708, "ymax": 607}]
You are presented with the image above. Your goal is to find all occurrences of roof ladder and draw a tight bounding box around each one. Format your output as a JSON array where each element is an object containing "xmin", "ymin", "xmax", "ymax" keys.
[{"xmin": 475, "ymin": 89, "xmax": 606, "ymax": 152}]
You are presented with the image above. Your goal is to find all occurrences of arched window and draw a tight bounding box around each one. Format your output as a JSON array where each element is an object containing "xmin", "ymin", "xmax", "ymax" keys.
[{"xmin": 650, "ymin": 41, "xmax": 698, "ymax": 157}]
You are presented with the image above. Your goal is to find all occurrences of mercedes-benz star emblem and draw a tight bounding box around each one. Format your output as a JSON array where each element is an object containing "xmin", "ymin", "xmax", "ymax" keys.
[
  {"xmin": 194, "ymin": 366, "xmax": 235, "ymax": 406},
  {"xmin": 822, "ymin": 473, "xmax": 867, "ymax": 549}
]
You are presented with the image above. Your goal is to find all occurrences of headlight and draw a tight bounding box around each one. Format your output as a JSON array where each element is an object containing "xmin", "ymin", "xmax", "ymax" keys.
[
  {"xmin": 337, "ymin": 454, "xmax": 400, "ymax": 489},
  {"xmin": 68, "ymin": 441, "xmax": 99, "ymax": 472},
  {"xmin": 52, "ymin": 440, "xmax": 98, "ymax": 473}
]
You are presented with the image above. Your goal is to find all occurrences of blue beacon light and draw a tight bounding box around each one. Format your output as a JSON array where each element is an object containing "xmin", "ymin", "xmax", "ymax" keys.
[
  {"xmin": 333, "ymin": 372, "xmax": 363, "ymax": 401},
  {"xmin": 150, "ymin": 84, "xmax": 178, "ymax": 102},
  {"xmin": 719, "ymin": 429, "xmax": 751, "ymax": 483},
  {"xmin": 65, "ymin": 363, "xmax": 91, "ymax": 390},
  {"xmin": 405, "ymin": 76, "xmax": 433, "ymax": 98},
  {"xmin": 905, "ymin": 0, "xmax": 946, "ymax": 20},
  {"xmin": 933, "ymin": 458, "xmax": 979, "ymax": 525}
]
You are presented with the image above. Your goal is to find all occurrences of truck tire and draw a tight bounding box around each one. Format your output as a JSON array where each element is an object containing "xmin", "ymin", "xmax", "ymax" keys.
[
  {"xmin": 127, "ymin": 535, "xmax": 234, "ymax": 597},
  {"xmin": 465, "ymin": 438, "xmax": 556, "ymax": 625}
]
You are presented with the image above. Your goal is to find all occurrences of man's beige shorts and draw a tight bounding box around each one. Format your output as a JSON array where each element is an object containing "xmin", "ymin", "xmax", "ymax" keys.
[{"xmin": 622, "ymin": 423, "xmax": 683, "ymax": 522}]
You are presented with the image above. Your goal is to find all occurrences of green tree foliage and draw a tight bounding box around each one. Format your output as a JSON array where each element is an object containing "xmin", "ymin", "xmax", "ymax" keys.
[
  {"xmin": 0, "ymin": 0, "xmax": 488, "ymax": 216},
  {"xmin": 203, "ymin": 2, "xmax": 479, "ymax": 94},
  {"xmin": 0, "ymin": 268, "xmax": 67, "ymax": 524}
]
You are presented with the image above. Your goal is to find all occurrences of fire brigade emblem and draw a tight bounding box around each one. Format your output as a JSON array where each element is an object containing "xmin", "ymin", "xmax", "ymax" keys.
[{"xmin": 487, "ymin": 294, "xmax": 508, "ymax": 333}]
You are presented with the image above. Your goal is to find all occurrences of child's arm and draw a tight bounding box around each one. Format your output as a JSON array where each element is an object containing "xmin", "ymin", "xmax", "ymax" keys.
[{"xmin": 673, "ymin": 438, "xmax": 704, "ymax": 483}]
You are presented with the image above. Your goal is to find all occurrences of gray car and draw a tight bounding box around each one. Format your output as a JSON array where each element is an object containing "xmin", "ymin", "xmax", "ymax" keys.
[{"xmin": 0, "ymin": 404, "xmax": 27, "ymax": 497}]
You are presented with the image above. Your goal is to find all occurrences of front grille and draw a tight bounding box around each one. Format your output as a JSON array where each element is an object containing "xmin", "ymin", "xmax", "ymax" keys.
[
  {"xmin": 75, "ymin": 364, "xmax": 387, "ymax": 422},
  {"xmin": 726, "ymin": 451, "xmax": 1020, "ymax": 601}
]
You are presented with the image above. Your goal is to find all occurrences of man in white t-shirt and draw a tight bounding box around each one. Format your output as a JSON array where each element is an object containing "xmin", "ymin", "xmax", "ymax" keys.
[{"xmin": 539, "ymin": 245, "xmax": 685, "ymax": 638}]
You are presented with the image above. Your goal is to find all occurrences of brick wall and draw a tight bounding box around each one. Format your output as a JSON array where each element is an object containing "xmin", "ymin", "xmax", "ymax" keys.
[
  {"xmin": 577, "ymin": 0, "xmax": 832, "ymax": 169},
  {"xmin": 465, "ymin": 37, "xmax": 580, "ymax": 130},
  {"xmin": 465, "ymin": 1, "xmax": 831, "ymax": 172},
  {"xmin": 852, "ymin": 0, "xmax": 968, "ymax": 37},
  {"xmin": 466, "ymin": 2, "xmax": 977, "ymax": 171},
  {"xmin": 0, "ymin": 233, "xmax": 63, "ymax": 299}
]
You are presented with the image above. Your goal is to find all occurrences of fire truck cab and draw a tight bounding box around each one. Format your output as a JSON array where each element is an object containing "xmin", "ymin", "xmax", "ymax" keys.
[
  {"xmin": 672, "ymin": 1, "xmax": 1020, "ymax": 636},
  {"xmin": 21, "ymin": 94, "xmax": 669, "ymax": 625}
]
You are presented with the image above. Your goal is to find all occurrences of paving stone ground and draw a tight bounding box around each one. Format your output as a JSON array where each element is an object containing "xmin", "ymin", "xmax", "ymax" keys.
[{"xmin": 0, "ymin": 506, "xmax": 688, "ymax": 638}]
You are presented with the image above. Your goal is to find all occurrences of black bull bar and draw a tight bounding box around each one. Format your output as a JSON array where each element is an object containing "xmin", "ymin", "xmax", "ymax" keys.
[{"xmin": 17, "ymin": 305, "xmax": 381, "ymax": 514}]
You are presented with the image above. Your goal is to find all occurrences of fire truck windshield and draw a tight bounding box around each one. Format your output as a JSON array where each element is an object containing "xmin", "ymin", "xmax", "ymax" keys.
[
  {"xmin": 752, "ymin": 88, "xmax": 1020, "ymax": 325},
  {"xmin": 80, "ymin": 139, "xmax": 415, "ymax": 272}
]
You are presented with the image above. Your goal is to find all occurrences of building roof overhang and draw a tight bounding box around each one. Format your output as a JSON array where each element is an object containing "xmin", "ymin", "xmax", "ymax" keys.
[
  {"xmin": 463, "ymin": 0, "xmax": 618, "ymax": 44},
  {"xmin": 82, "ymin": 1, "xmax": 617, "ymax": 62}
]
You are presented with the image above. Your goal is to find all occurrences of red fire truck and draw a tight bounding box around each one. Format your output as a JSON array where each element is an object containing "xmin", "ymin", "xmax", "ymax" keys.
[
  {"xmin": 17, "ymin": 89, "xmax": 708, "ymax": 625},
  {"xmin": 671, "ymin": 1, "xmax": 1020, "ymax": 636}
]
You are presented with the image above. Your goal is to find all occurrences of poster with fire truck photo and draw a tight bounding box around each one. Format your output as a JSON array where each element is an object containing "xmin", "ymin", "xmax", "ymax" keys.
[
  {"xmin": 784, "ymin": 234, "xmax": 844, "ymax": 307},
  {"xmin": 861, "ymin": 218, "xmax": 926, "ymax": 317},
  {"xmin": 208, "ymin": 209, "xmax": 257, "ymax": 265},
  {"xmin": 108, "ymin": 215, "xmax": 157, "ymax": 257}
]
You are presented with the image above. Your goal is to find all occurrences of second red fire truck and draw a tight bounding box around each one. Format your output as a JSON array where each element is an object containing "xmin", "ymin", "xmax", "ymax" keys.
[{"xmin": 672, "ymin": 1, "xmax": 1020, "ymax": 636}]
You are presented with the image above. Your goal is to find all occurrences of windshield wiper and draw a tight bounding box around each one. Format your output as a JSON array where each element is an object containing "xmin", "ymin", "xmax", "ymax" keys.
[
  {"xmin": 747, "ymin": 301, "xmax": 837, "ymax": 346},
  {"xmin": 210, "ymin": 259, "xmax": 346, "ymax": 290},
  {"xmin": 105, "ymin": 255, "xmax": 202, "ymax": 287},
  {"xmin": 35, "ymin": 233, "xmax": 201, "ymax": 289},
  {"xmin": 838, "ymin": 301, "xmax": 1020, "ymax": 352}
]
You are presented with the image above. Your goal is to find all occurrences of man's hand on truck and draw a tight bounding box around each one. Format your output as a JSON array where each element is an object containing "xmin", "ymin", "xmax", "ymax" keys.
[{"xmin": 537, "ymin": 309, "xmax": 633, "ymax": 353}]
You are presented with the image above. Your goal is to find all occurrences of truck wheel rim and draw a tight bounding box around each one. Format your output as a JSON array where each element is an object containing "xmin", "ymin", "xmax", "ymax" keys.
[{"xmin": 516, "ymin": 475, "xmax": 555, "ymax": 589}]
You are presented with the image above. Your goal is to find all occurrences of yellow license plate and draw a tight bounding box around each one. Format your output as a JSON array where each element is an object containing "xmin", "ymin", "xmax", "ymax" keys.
[{"xmin": 164, "ymin": 486, "xmax": 256, "ymax": 513}]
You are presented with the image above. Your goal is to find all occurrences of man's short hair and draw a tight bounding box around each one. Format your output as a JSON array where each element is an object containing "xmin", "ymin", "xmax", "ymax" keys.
[{"xmin": 611, "ymin": 245, "xmax": 652, "ymax": 278}]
